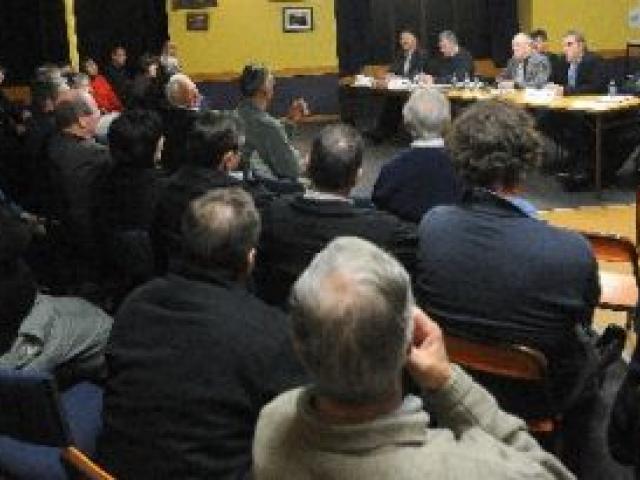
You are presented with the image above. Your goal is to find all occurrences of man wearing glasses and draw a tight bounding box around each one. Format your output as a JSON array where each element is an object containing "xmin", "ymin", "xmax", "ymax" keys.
[{"xmin": 551, "ymin": 30, "xmax": 605, "ymax": 95}]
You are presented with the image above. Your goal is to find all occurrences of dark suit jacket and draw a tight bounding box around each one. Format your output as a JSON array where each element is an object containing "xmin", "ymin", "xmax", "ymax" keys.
[
  {"xmin": 255, "ymin": 194, "xmax": 418, "ymax": 307},
  {"xmin": 372, "ymin": 146, "xmax": 462, "ymax": 223},
  {"xmin": 97, "ymin": 262, "xmax": 307, "ymax": 480},
  {"xmin": 415, "ymin": 189, "xmax": 600, "ymax": 410},
  {"xmin": 390, "ymin": 49, "xmax": 429, "ymax": 78},
  {"xmin": 551, "ymin": 51, "xmax": 606, "ymax": 95},
  {"xmin": 160, "ymin": 106, "xmax": 199, "ymax": 173},
  {"xmin": 427, "ymin": 48, "xmax": 475, "ymax": 83}
]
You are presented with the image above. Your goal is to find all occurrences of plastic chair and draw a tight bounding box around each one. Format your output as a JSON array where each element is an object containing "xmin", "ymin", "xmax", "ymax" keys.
[
  {"xmin": 0, "ymin": 368, "xmax": 113, "ymax": 480},
  {"xmin": 581, "ymin": 231, "xmax": 639, "ymax": 330},
  {"xmin": 444, "ymin": 334, "xmax": 561, "ymax": 442}
]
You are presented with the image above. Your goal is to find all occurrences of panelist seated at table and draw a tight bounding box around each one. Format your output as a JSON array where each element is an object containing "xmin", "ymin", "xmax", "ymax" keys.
[
  {"xmin": 366, "ymin": 29, "xmax": 429, "ymax": 144},
  {"xmin": 497, "ymin": 32, "xmax": 551, "ymax": 89},
  {"xmin": 421, "ymin": 30, "xmax": 474, "ymax": 85},
  {"xmin": 388, "ymin": 29, "xmax": 430, "ymax": 80},
  {"xmin": 549, "ymin": 30, "xmax": 606, "ymax": 95},
  {"xmin": 531, "ymin": 28, "xmax": 561, "ymax": 75}
]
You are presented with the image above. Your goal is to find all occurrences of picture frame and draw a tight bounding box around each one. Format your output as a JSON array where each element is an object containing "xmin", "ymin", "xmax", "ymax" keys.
[
  {"xmin": 186, "ymin": 12, "xmax": 209, "ymax": 31},
  {"xmin": 282, "ymin": 7, "xmax": 313, "ymax": 33},
  {"xmin": 172, "ymin": 0, "xmax": 216, "ymax": 10}
]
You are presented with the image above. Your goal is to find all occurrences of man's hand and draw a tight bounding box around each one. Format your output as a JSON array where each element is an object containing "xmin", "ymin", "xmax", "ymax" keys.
[
  {"xmin": 406, "ymin": 308, "xmax": 452, "ymax": 391},
  {"xmin": 287, "ymin": 98, "xmax": 310, "ymax": 123}
]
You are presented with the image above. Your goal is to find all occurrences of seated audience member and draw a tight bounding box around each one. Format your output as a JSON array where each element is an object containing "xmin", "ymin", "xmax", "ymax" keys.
[
  {"xmin": 424, "ymin": 30, "xmax": 474, "ymax": 84},
  {"xmin": 102, "ymin": 45, "xmax": 131, "ymax": 106},
  {"xmin": 160, "ymin": 72, "xmax": 200, "ymax": 173},
  {"xmin": 550, "ymin": 30, "xmax": 605, "ymax": 95},
  {"xmin": 255, "ymin": 124, "xmax": 417, "ymax": 307},
  {"xmin": 99, "ymin": 109, "xmax": 165, "ymax": 303},
  {"xmin": 21, "ymin": 69, "xmax": 68, "ymax": 213},
  {"xmin": 498, "ymin": 32, "xmax": 550, "ymax": 88},
  {"xmin": 366, "ymin": 29, "xmax": 428, "ymax": 143},
  {"xmin": 236, "ymin": 64, "xmax": 308, "ymax": 180},
  {"xmin": 98, "ymin": 187, "xmax": 306, "ymax": 479},
  {"xmin": 47, "ymin": 89, "xmax": 112, "ymax": 284},
  {"xmin": 609, "ymin": 339, "xmax": 640, "ymax": 476},
  {"xmin": 0, "ymin": 205, "xmax": 112, "ymax": 387},
  {"xmin": 372, "ymin": 88, "xmax": 462, "ymax": 223},
  {"xmin": 531, "ymin": 28, "xmax": 560, "ymax": 73},
  {"xmin": 253, "ymin": 236, "xmax": 574, "ymax": 480},
  {"xmin": 159, "ymin": 40, "xmax": 181, "ymax": 77},
  {"xmin": 81, "ymin": 57, "xmax": 123, "ymax": 113},
  {"xmin": 152, "ymin": 110, "xmax": 252, "ymax": 273},
  {"xmin": 129, "ymin": 53, "xmax": 163, "ymax": 111},
  {"xmin": 0, "ymin": 64, "xmax": 29, "ymax": 199},
  {"xmin": 414, "ymin": 99, "xmax": 601, "ymax": 475}
]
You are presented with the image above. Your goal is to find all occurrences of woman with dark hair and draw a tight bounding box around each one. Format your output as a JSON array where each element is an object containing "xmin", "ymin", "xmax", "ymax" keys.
[
  {"xmin": 81, "ymin": 58, "xmax": 123, "ymax": 113},
  {"xmin": 99, "ymin": 109, "xmax": 165, "ymax": 303}
]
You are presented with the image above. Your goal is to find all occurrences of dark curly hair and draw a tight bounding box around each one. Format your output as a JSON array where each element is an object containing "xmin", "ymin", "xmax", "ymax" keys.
[{"xmin": 445, "ymin": 99, "xmax": 543, "ymax": 191}]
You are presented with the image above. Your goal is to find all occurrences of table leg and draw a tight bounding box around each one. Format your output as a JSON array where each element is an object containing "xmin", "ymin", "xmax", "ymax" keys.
[{"xmin": 595, "ymin": 115, "xmax": 602, "ymax": 195}]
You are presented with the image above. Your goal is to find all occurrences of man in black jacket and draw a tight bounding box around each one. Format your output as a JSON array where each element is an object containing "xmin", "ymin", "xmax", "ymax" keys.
[
  {"xmin": 152, "ymin": 110, "xmax": 270, "ymax": 273},
  {"xmin": 98, "ymin": 187, "xmax": 306, "ymax": 479},
  {"xmin": 367, "ymin": 30, "xmax": 429, "ymax": 143},
  {"xmin": 255, "ymin": 123, "xmax": 417, "ymax": 308},
  {"xmin": 551, "ymin": 30, "xmax": 605, "ymax": 95}
]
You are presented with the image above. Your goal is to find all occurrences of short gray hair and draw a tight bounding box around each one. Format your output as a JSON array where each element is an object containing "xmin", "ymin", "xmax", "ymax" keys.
[
  {"xmin": 439, "ymin": 30, "xmax": 458, "ymax": 45},
  {"xmin": 403, "ymin": 88, "xmax": 450, "ymax": 140},
  {"xmin": 181, "ymin": 187, "xmax": 260, "ymax": 274},
  {"xmin": 290, "ymin": 236, "xmax": 414, "ymax": 404},
  {"xmin": 166, "ymin": 73, "xmax": 196, "ymax": 107}
]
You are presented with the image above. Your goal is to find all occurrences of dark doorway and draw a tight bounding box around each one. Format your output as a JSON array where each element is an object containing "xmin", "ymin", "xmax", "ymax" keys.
[
  {"xmin": 0, "ymin": 0, "xmax": 69, "ymax": 84},
  {"xmin": 73, "ymin": 0, "xmax": 168, "ymax": 70}
]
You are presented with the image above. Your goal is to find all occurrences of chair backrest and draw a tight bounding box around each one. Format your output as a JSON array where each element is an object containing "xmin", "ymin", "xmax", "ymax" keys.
[
  {"xmin": 0, "ymin": 368, "xmax": 70, "ymax": 448},
  {"xmin": 443, "ymin": 333, "xmax": 558, "ymax": 438},
  {"xmin": 444, "ymin": 334, "xmax": 548, "ymax": 381},
  {"xmin": 583, "ymin": 231, "xmax": 639, "ymax": 277},
  {"xmin": 0, "ymin": 368, "xmax": 114, "ymax": 480}
]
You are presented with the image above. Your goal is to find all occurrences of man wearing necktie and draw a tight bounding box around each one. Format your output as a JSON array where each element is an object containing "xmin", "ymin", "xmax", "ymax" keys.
[
  {"xmin": 366, "ymin": 30, "xmax": 428, "ymax": 143},
  {"xmin": 390, "ymin": 30, "xmax": 428, "ymax": 79}
]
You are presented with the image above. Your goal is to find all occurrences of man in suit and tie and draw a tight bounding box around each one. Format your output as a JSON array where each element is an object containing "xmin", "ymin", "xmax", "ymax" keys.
[
  {"xmin": 366, "ymin": 30, "xmax": 428, "ymax": 143},
  {"xmin": 389, "ymin": 30, "xmax": 429, "ymax": 79}
]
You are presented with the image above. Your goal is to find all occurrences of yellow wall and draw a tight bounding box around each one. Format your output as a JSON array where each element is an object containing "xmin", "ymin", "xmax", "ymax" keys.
[
  {"xmin": 167, "ymin": 0, "xmax": 337, "ymax": 79},
  {"xmin": 520, "ymin": 0, "xmax": 639, "ymax": 51}
]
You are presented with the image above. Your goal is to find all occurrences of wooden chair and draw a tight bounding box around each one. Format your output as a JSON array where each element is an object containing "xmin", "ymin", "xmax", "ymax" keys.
[
  {"xmin": 444, "ymin": 334, "xmax": 560, "ymax": 439},
  {"xmin": 0, "ymin": 368, "xmax": 114, "ymax": 480},
  {"xmin": 581, "ymin": 231, "xmax": 639, "ymax": 330}
]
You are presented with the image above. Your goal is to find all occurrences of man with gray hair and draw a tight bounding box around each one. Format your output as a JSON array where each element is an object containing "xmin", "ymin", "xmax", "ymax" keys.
[
  {"xmin": 98, "ymin": 187, "xmax": 306, "ymax": 479},
  {"xmin": 423, "ymin": 30, "xmax": 474, "ymax": 84},
  {"xmin": 161, "ymin": 73, "xmax": 201, "ymax": 172},
  {"xmin": 253, "ymin": 236, "xmax": 574, "ymax": 479},
  {"xmin": 255, "ymin": 123, "xmax": 417, "ymax": 307},
  {"xmin": 372, "ymin": 88, "xmax": 461, "ymax": 222},
  {"xmin": 47, "ymin": 88, "xmax": 112, "ymax": 284},
  {"xmin": 499, "ymin": 32, "xmax": 550, "ymax": 88}
]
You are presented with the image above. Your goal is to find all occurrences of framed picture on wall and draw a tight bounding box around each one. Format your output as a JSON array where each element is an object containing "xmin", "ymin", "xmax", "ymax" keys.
[
  {"xmin": 186, "ymin": 12, "xmax": 209, "ymax": 31},
  {"xmin": 282, "ymin": 7, "xmax": 313, "ymax": 33}
]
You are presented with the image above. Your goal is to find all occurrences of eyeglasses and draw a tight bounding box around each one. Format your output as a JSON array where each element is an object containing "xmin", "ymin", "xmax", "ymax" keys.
[{"xmin": 563, "ymin": 41, "xmax": 576, "ymax": 47}]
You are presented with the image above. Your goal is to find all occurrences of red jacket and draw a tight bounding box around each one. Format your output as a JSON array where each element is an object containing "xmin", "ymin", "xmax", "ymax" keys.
[{"xmin": 90, "ymin": 74, "xmax": 123, "ymax": 113}]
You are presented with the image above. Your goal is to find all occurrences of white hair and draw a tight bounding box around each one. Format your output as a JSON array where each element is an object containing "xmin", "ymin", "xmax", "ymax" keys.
[
  {"xmin": 402, "ymin": 88, "xmax": 451, "ymax": 141},
  {"xmin": 290, "ymin": 237, "xmax": 414, "ymax": 404}
]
